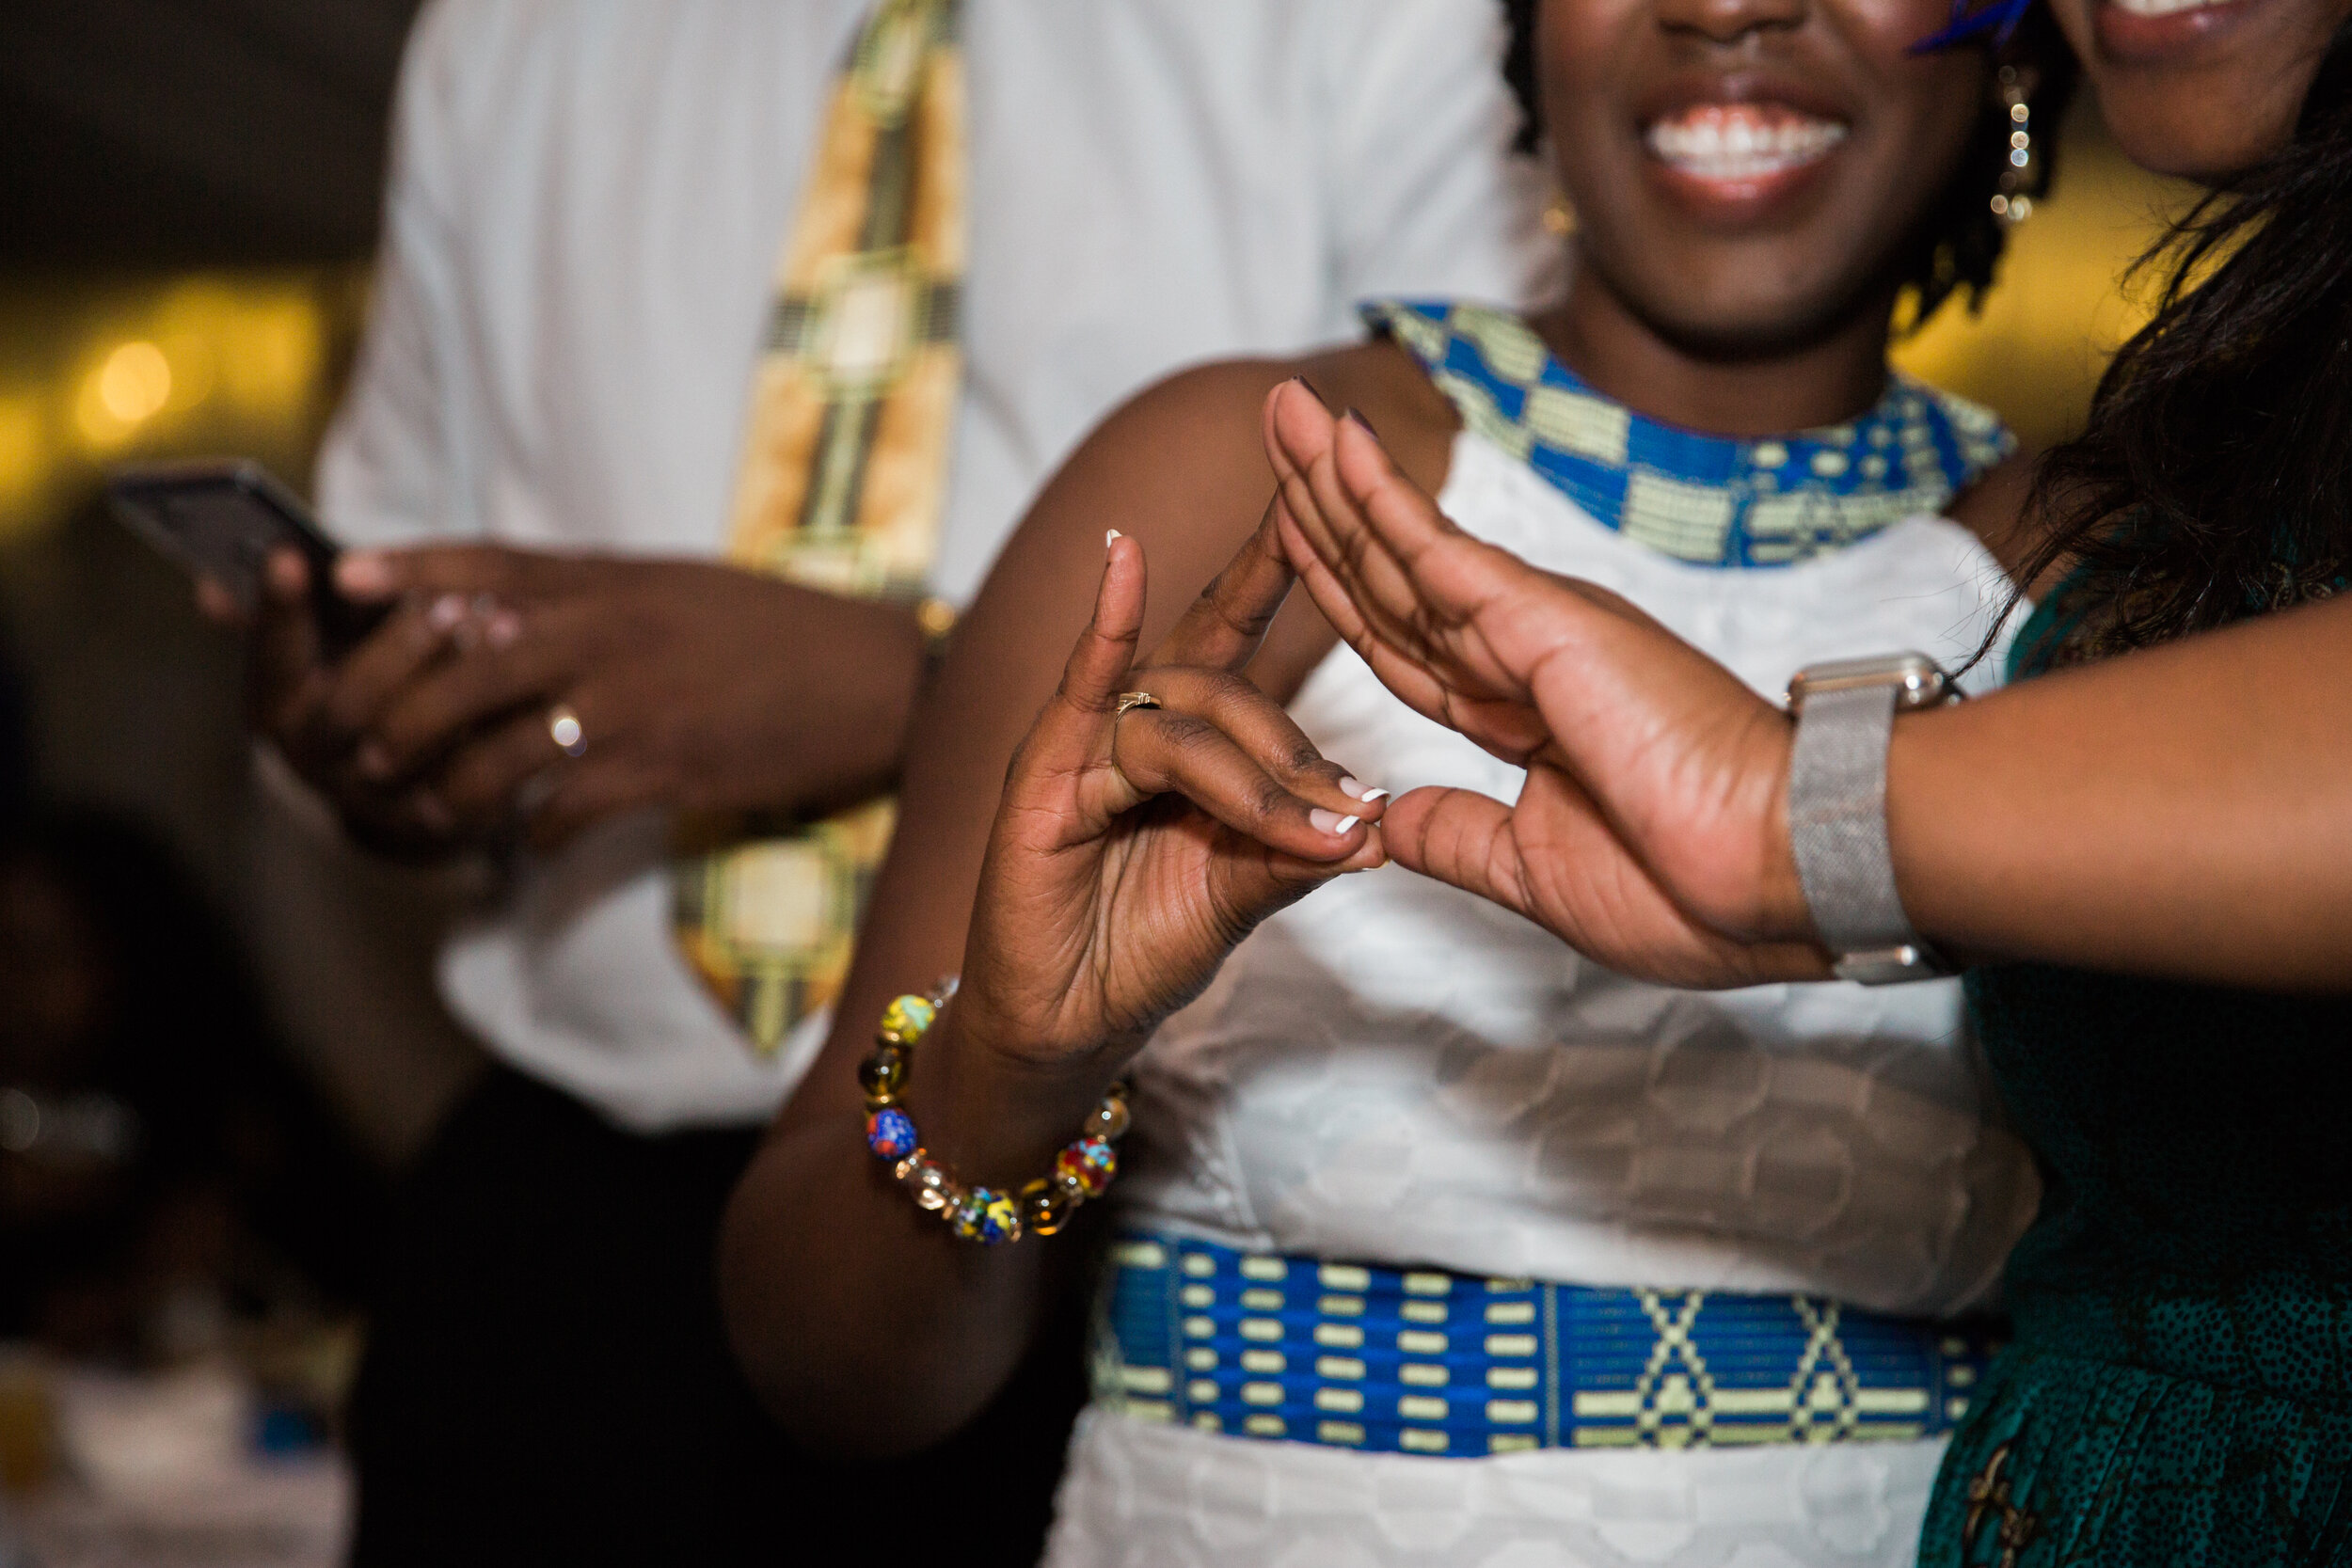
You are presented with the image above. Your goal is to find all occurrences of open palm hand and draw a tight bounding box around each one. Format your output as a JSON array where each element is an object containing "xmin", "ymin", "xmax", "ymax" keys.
[{"xmin": 1263, "ymin": 381, "xmax": 1827, "ymax": 989}]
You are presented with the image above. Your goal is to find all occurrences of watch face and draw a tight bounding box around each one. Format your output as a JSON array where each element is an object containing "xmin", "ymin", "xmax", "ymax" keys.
[
  {"xmin": 1786, "ymin": 653, "xmax": 1952, "ymax": 713},
  {"xmin": 1833, "ymin": 944, "xmax": 1952, "ymax": 986}
]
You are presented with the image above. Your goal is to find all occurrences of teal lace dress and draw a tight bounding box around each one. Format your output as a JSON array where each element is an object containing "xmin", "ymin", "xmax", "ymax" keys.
[{"xmin": 1920, "ymin": 577, "xmax": 2352, "ymax": 1566}]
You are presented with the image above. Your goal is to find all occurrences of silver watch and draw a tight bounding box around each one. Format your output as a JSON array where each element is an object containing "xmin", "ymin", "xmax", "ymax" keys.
[{"xmin": 1784, "ymin": 653, "xmax": 1959, "ymax": 985}]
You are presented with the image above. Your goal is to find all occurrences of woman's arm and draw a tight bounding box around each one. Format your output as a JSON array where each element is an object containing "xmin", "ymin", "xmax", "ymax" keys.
[
  {"xmin": 1266, "ymin": 380, "xmax": 2352, "ymax": 992},
  {"xmin": 1889, "ymin": 601, "xmax": 2352, "ymax": 988},
  {"xmin": 717, "ymin": 353, "xmax": 1444, "ymax": 1455}
]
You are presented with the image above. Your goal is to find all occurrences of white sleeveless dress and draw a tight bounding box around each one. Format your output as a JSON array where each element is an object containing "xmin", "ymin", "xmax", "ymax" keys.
[{"xmin": 1041, "ymin": 428, "xmax": 2038, "ymax": 1568}]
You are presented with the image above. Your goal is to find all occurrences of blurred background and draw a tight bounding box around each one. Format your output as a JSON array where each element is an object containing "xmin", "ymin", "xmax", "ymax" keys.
[
  {"xmin": 0, "ymin": 3, "xmax": 2188, "ymax": 1563},
  {"xmin": 3, "ymin": 5, "xmax": 421, "ymax": 1564}
]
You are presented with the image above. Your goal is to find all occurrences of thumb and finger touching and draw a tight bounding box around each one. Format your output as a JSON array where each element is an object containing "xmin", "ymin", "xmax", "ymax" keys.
[
  {"xmin": 1110, "ymin": 666, "xmax": 1382, "ymax": 865},
  {"xmin": 1033, "ymin": 533, "xmax": 1379, "ymax": 864}
]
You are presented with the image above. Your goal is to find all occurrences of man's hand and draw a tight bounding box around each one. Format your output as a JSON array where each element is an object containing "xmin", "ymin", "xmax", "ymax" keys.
[
  {"xmin": 211, "ymin": 545, "xmax": 928, "ymax": 855},
  {"xmin": 203, "ymin": 547, "xmax": 473, "ymax": 858}
]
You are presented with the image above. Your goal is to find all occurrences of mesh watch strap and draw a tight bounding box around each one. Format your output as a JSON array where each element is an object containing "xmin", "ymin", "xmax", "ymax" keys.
[{"xmin": 1788, "ymin": 682, "xmax": 1945, "ymax": 983}]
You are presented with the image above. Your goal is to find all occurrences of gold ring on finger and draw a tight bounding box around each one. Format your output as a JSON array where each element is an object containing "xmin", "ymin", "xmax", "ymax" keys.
[
  {"xmin": 548, "ymin": 704, "xmax": 587, "ymax": 759},
  {"xmin": 1112, "ymin": 690, "xmax": 1162, "ymax": 719}
]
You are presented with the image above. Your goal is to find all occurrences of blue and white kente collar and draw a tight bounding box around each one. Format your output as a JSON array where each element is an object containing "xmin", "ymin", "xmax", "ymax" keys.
[{"xmin": 1364, "ymin": 300, "xmax": 2013, "ymax": 569}]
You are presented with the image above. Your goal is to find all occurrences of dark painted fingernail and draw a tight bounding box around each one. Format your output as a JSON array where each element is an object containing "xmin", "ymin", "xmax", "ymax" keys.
[{"xmin": 1344, "ymin": 407, "xmax": 1379, "ymax": 437}]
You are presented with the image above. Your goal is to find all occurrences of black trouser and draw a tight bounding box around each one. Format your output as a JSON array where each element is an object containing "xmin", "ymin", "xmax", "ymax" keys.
[{"xmin": 350, "ymin": 1066, "xmax": 1080, "ymax": 1566}]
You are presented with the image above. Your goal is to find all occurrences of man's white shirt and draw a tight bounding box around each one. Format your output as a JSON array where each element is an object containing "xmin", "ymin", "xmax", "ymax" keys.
[{"xmin": 316, "ymin": 0, "xmax": 1557, "ymax": 1132}]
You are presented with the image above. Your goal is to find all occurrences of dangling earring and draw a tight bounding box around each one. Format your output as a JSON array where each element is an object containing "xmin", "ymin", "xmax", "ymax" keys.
[{"xmin": 1989, "ymin": 66, "xmax": 2034, "ymax": 224}]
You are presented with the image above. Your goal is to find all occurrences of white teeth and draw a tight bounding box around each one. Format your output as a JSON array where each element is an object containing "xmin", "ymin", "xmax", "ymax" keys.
[
  {"xmin": 1645, "ymin": 110, "xmax": 1848, "ymax": 182},
  {"xmin": 2109, "ymin": 0, "xmax": 2225, "ymax": 14}
]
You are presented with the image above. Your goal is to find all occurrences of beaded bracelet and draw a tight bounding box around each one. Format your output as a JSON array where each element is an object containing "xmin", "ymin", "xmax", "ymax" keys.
[{"xmin": 861, "ymin": 982, "xmax": 1131, "ymax": 1246}]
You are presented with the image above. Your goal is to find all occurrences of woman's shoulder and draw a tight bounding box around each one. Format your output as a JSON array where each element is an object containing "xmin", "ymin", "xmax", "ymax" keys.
[
  {"xmin": 962, "ymin": 339, "xmax": 1460, "ymax": 691},
  {"xmin": 1097, "ymin": 338, "xmax": 1459, "ymax": 500}
]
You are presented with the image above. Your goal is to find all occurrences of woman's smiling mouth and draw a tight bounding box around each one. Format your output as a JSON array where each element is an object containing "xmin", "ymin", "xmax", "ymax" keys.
[{"xmin": 1644, "ymin": 103, "xmax": 1851, "ymax": 213}]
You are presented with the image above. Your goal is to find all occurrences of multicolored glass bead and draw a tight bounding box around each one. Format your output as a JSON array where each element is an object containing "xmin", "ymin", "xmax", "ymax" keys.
[
  {"xmin": 878, "ymin": 993, "xmax": 938, "ymax": 1047},
  {"xmin": 949, "ymin": 1185, "xmax": 1022, "ymax": 1246},
  {"xmin": 866, "ymin": 1107, "xmax": 918, "ymax": 1162},
  {"xmin": 978, "ymin": 1188, "xmax": 1021, "ymax": 1244},
  {"xmin": 1056, "ymin": 1135, "xmax": 1117, "ymax": 1198},
  {"xmin": 864, "ymin": 988, "xmax": 1126, "ymax": 1244}
]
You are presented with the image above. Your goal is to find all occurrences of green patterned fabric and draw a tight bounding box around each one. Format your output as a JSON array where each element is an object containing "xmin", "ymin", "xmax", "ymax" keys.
[{"xmin": 1920, "ymin": 571, "xmax": 2352, "ymax": 1567}]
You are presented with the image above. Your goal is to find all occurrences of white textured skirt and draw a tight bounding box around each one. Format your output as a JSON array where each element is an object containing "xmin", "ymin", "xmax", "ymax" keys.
[{"xmin": 1043, "ymin": 1406, "xmax": 1946, "ymax": 1568}]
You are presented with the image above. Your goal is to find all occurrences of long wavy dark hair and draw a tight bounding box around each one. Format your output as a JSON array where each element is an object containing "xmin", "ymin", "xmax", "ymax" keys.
[
  {"xmin": 1499, "ymin": 0, "xmax": 2077, "ymax": 328},
  {"xmin": 2011, "ymin": 26, "xmax": 2352, "ymax": 655}
]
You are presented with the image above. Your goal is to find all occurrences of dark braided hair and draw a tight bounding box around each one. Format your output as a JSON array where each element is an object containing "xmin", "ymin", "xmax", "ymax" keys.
[
  {"xmin": 2011, "ymin": 26, "xmax": 2352, "ymax": 656},
  {"xmin": 1499, "ymin": 0, "xmax": 2076, "ymax": 328}
]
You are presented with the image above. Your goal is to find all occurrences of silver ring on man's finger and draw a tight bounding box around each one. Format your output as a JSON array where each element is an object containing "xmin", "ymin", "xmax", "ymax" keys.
[
  {"xmin": 548, "ymin": 704, "xmax": 587, "ymax": 759},
  {"xmin": 1112, "ymin": 690, "xmax": 1162, "ymax": 719}
]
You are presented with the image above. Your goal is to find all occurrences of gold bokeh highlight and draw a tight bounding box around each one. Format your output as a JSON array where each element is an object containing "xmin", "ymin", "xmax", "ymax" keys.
[
  {"xmin": 0, "ymin": 269, "xmax": 365, "ymax": 543},
  {"xmin": 82, "ymin": 341, "xmax": 174, "ymax": 443}
]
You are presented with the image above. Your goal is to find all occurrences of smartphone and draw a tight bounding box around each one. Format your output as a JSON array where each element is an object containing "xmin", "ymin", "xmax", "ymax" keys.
[{"xmin": 107, "ymin": 459, "xmax": 390, "ymax": 655}]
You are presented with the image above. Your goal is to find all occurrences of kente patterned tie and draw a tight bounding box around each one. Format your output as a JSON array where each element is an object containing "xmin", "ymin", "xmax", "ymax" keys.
[{"xmin": 672, "ymin": 0, "xmax": 965, "ymax": 1054}]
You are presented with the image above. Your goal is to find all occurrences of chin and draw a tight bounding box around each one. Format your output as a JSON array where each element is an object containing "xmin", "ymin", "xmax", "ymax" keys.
[
  {"xmin": 1637, "ymin": 295, "xmax": 1870, "ymax": 364},
  {"xmin": 1615, "ymin": 261, "xmax": 1876, "ymax": 364},
  {"xmin": 2096, "ymin": 84, "xmax": 2305, "ymax": 180}
]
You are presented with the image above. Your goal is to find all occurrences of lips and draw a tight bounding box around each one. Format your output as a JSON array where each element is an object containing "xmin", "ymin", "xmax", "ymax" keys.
[
  {"xmin": 2107, "ymin": 0, "xmax": 2230, "ymax": 15},
  {"xmin": 1644, "ymin": 103, "xmax": 1850, "ymax": 184},
  {"xmin": 2094, "ymin": 0, "xmax": 2265, "ymax": 57}
]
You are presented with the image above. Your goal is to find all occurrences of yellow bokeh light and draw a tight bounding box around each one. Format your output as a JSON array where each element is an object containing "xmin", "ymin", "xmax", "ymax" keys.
[
  {"xmin": 218, "ymin": 295, "xmax": 325, "ymax": 421},
  {"xmin": 98, "ymin": 341, "xmax": 173, "ymax": 424},
  {"xmin": 0, "ymin": 266, "xmax": 366, "ymax": 537},
  {"xmin": 0, "ymin": 393, "xmax": 48, "ymax": 532},
  {"xmin": 76, "ymin": 341, "xmax": 176, "ymax": 451},
  {"xmin": 159, "ymin": 328, "xmax": 219, "ymax": 413}
]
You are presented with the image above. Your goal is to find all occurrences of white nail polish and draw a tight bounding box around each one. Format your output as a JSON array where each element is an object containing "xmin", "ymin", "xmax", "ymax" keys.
[
  {"xmin": 1360, "ymin": 788, "xmax": 1391, "ymax": 803},
  {"xmin": 1333, "ymin": 816, "xmax": 1359, "ymax": 835},
  {"xmin": 1106, "ymin": 529, "xmax": 1122, "ymax": 546}
]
